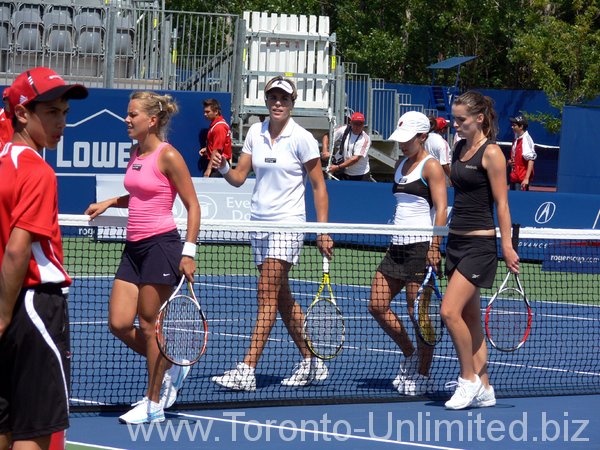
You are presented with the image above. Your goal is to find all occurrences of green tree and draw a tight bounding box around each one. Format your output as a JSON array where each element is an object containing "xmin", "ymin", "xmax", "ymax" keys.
[
  {"xmin": 508, "ymin": 1, "xmax": 600, "ymax": 132},
  {"xmin": 165, "ymin": 0, "xmax": 600, "ymax": 126}
]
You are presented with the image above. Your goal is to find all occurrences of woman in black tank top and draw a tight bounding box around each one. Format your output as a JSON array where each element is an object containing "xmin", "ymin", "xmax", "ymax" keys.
[{"xmin": 441, "ymin": 91, "xmax": 520, "ymax": 410}]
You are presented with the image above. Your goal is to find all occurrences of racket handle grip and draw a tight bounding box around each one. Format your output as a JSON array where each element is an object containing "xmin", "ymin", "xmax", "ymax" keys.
[
  {"xmin": 322, "ymin": 255, "xmax": 330, "ymax": 273},
  {"xmin": 512, "ymin": 223, "xmax": 520, "ymax": 252}
]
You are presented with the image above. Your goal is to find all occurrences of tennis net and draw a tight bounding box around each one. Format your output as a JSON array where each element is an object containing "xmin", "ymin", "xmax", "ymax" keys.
[{"xmin": 58, "ymin": 214, "xmax": 600, "ymax": 410}]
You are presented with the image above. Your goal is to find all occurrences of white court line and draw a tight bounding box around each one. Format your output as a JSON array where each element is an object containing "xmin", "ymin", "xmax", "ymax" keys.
[
  {"xmin": 66, "ymin": 441, "xmax": 126, "ymax": 450},
  {"xmin": 170, "ymin": 411, "xmax": 465, "ymax": 450},
  {"xmin": 73, "ymin": 274, "xmax": 600, "ymax": 309},
  {"xmin": 68, "ymin": 317, "xmax": 600, "ymax": 378}
]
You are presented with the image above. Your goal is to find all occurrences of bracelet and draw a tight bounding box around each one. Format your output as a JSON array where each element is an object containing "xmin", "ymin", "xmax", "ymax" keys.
[
  {"xmin": 182, "ymin": 242, "xmax": 197, "ymax": 257},
  {"xmin": 218, "ymin": 161, "xmax": 230, "ymax": 175}
]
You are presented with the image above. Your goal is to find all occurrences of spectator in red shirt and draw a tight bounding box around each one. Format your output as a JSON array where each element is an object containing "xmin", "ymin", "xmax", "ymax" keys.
[
  {"xmin": 0, "ymin": 67, "xmax": 87, "ymax": 450},
  {"xmin": 198, "ymin": 98, "xmax": 232, "ymax": 177},
  {"xmin": 508, "ymin": 115, "xmax": 536, "ymax": 191}
]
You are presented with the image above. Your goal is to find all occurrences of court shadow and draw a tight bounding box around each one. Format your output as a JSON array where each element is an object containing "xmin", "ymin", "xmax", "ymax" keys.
[
  {"xmin": 424, "ymin": 400, "xmax": 516, "ymax": 410},
  {"xmin": 255, "ymin": 374, "xmax": 283, "ymax": 388},
  {"xmin": 355, "ymin": 377, "xmax": 397, "ymax": 391}
]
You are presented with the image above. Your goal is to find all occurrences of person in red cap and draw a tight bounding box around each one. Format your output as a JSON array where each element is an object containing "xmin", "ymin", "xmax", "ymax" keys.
[
  {"xmin": 322, "ymin": 111, "xmax": 372, "ymax": 181},
  {"xmin": 425, "ymin": 116, "xmax": 452, "ymax": 181},
  {"xmin": 0, "ymin": 67, "xmax": 88, "ymax": 450}
]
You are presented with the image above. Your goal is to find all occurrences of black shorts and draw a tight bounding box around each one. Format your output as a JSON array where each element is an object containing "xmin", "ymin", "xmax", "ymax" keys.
[
  {"xmin": 115, "ymin": 229, "xmax": 183, "ymax": 286},
  {"xmin": 377, "ymin": 242, "xmax": 429, "ymax": 282},
  {"xmin": 339, "ymin": 172, "xmax": 372, "ymax": 181},
  {"xmin": 445, "ymin": 233, "xmax": 498, "ymax": 288},
  {"xmin": 0, "ymin": 285, "xmax": 70, "ymax": 440}
]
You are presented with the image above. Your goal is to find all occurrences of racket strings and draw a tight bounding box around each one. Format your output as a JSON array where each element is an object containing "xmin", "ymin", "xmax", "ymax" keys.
[
  {"xmin": 486, "ymin": 287, "xmax": 530, "ymax": 351},
  {"xmin": 415, "ymin": 285, "xmax": 443, "ymax": 346},
  {"xmin": 159, "ymin": 295, "xmax": 206, "ymax": 364},
  {"xmin": 305, "ymin": 300, "xmax": 344, "ymax": 358}
]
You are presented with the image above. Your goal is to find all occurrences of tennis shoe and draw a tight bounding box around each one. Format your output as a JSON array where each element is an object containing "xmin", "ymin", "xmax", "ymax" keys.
[
  {"xmin": 471, "ymin": 385, "xmax": 496, "ymax": 408},
  {"xmin": 212, "ymin": 363, "xmax": 256, "ymax": 391},
  {"xmin": 444, "ymin": 376, "xmax": 483, "ymax": 410},
  {"xmin": 161, "ymin": 361, "xmax": 191, "ymax": 408},
  {"xmin": 392, "ymin": 353, "xmax": 418, "ymax": 389},
  {"xmin": 119, "ymin": 398, "xmax": 165, "ymax": 424},
  {"xmin": 402, "ymin": 374, "xmax": 432, "ymax": 396},
  {"xmin": 281, "ymin": 358, "xmax": 328, "ymax": 387},
  {"xmin": 131, "ymin": 396, "xmax": 148, "ymax": 407}
]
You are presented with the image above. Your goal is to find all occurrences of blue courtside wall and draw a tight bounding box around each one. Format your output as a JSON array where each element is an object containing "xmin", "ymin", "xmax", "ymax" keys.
[
  {"xmin": 477, "ymin": 88, "xmax": 560, "ymax": 146},
  {"xmin": 305, "ymin": 181, "xmax": 600, "ymax": 229},
  {"xmin": 383, "ymin": 83, "xmax": 561, "ymax": 146},
  {"xmin": 557, "ymin": 105, "xmax": 600, "ymax": 194},
  {"xmin": 58, "ymin": 174, "xmax": 600, "ymax": 230}
]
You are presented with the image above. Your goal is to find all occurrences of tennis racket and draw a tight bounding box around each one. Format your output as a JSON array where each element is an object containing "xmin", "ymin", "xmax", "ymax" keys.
[
  {"xmin": 485, "ymin": 224, "xmax": 533, "ymax": 352},
  {"xmin": 156, "ymin": 275, "xmax": 208, "ymax": 366},
  {"xmin": 303, "ymin": 256, "xmax": 345, "ymax": 360},
  {"xmin": 413, "ymin": 265, "xmax": 444, "ymax": 346}
]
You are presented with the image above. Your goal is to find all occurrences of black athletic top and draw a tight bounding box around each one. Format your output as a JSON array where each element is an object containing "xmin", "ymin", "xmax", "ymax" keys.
[{"xmin": 449, "ymin": 139, "xmax": 495, "ymax": 231}]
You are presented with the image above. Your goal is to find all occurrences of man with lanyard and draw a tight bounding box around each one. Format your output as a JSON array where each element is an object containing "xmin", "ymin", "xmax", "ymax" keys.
[
  {"xmin": 323, "ymin": 112, "xmax": 372, "ymax": 181},
  {"xmin": 198, "ymin": 98, "xmax": 232, "ymax": 177},
  {"xmin": 508, "ymin": 114, "xmax": 536, "ymax": 191},
  {"xmin": 0, "ymin": 67, "xmax": 88, "ymax": 450}
]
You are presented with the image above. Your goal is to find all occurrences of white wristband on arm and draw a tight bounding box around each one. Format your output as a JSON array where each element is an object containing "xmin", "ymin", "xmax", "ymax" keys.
[
  {"xmin": 218, "ymin": 161, "xmax": 230, "ymax": 175},
  {"xmin": 182, "ymin": 242, "xmax": 197, "ymax": 258}
]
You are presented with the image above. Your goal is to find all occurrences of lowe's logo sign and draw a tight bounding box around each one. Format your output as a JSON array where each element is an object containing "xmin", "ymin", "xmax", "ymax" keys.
[
  {"xmin": 535, "ymin": 202, "xmax": 556, "ymax": 224},
  {"xmin": 47, "ymin": 109, "xmax": 132, "ymax": 172}
]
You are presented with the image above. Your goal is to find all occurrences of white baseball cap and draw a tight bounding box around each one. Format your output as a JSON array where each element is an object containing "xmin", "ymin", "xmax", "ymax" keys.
[
  {"xmin": 388, "ymin": 111, "xmax": 430, "ymax": 143},
  {"xmin": 264, "ymin": 76, "xmax": 297, "ymax": 101}
]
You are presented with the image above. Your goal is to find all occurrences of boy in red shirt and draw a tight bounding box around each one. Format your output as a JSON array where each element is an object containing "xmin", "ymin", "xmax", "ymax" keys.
[
  {"xmin": 508, "ymin": 115, "xmax": 536, "ymax": 190},
  {"xmin": 198, "ymin": 98, "xmax": 232, "ymax": 177},
  {"xmin": 0, "ymin": 67, "xmax": 87, "ymax": 450}
]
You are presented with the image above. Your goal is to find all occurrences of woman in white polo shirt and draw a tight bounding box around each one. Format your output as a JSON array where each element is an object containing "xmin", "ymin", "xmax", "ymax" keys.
[{"xmin": 210, "ymin": 76, "xmax": 334, "ymax": 391}]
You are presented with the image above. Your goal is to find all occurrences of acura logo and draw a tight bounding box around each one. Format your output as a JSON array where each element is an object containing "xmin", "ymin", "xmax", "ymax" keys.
[{"xmin": 535, "ymin": 202, "xmax": 556, "ymax": 224}]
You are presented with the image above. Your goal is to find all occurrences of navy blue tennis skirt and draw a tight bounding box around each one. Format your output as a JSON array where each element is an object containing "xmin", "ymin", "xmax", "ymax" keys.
[{"xmin": 115, "ymin": 229, "xmax": 182, "ymax": 286}]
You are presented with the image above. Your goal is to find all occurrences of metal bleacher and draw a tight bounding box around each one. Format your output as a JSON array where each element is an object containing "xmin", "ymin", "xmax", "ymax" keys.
[{"xmin": 0, "ymin": 0, "xmax": 136, "ymax": 87}]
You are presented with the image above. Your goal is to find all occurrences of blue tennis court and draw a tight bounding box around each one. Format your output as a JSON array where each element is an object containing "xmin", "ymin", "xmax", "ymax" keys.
[
  {"xmin": 62, "ymin": 220, "xmax": 600, "ymax": 449},
  {"xmin": 69, "ymin": 271, "xmax": 600, "ymax": 408},
  {"xmin": 68, "ymin": 394, "xmax": 600, "ymax": 449}
]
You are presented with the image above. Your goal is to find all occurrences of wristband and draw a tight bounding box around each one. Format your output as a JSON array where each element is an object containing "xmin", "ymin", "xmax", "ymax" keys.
[
  {"xmin": 182, "ymin": 242, "xmax": 197, "ymax": 257},
  {"xmin": 218, "ymin": 161, "xmax": 230, "ymax": 175}
]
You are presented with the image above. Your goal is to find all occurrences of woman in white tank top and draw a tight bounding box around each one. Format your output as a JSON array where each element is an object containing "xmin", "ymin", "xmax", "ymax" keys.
[{"xmin": 369, "ymin": 111, "xmax": 447, "ymax": 397}]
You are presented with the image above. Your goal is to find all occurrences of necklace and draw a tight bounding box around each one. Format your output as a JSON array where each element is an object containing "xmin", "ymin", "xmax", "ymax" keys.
[{"xmin": 462, "ymin": 135, "xmax": 487, "ymax": 157}]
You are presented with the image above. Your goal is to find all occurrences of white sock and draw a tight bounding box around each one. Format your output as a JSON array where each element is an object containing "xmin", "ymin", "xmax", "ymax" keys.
[
  {"xmin": 239, "ymin": 362, "xmax": 255, "ymax": 373},
  {"xmin": 149, "ymin": 400, "xmax": 163, "ymax": 412}
]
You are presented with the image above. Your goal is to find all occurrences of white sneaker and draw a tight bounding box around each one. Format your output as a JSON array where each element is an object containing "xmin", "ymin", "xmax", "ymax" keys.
[
  {"xmin": 131, "ymin": 396, "xmax": 148, "ymax": 407},
  {"xmin": 119, "ymin": 398, "xmax": 165, "ymax": 424},
  {"xmin": 444, "ymin": 376, "xmax": 483, "ymax": 410},
  {"xmin": 212, "ymin": 363, "xmax": 256, "ymax": 391},
  {"xmin": 472, "ymin": 385, "xmax": 496, "ymax": 408},
  {"xmin": 392, "ymin": 354, "xmax": 418, "ymax": 389},
  {"xmin": 281, "ymin": 358, "xmax": 329, "ymax": 387},
  {"xmin": 161, "ymin": 361, "xmax": 191, "ymax": 408},
  {"xmin": 402, "ymin": 374, "xmax": 432, "ymax": 396}
]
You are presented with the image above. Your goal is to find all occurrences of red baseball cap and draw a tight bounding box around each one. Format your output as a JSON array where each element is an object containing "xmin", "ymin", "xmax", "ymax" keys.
[
  {"xmin": 350, "ymin": 112, "xmax": 365, "ymax": 123},
  {"xmin": 435, "ymin": 117, "xmax": 449, "ymax": 130},
  {"xmin": 3, "ymin": 67, "xmax": 88, "ymax": 119}
]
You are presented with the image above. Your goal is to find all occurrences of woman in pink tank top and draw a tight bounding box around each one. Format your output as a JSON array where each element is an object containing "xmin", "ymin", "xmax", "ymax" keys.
[{"xmin": 85, "ymin": 91, "xmax": 200, "ymax": 424}]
